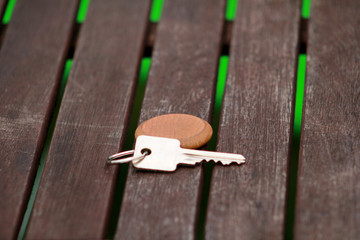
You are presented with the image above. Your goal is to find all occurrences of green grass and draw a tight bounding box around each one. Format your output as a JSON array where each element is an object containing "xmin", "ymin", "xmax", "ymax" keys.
[
  {"xmin": 76, "ymin": 0, "xmax": 91, "ymax": 23},
  {"xmin": 301, "ymin": 0, "xmax": 311, "ymax": 19},
  {"xmin": 17, "ymin": 59, "xmax": 73, "ymax": 240},
  {"xmin": 225, "ymin": 0, "xmax": 238, "ymax": 21},
  {"xmin": 2, "ymin": 0, "xmax": 17, "ymax": 24},
  {"xmin": 150, "ymin": 0, "xmax": 164, "ymax": 23}
]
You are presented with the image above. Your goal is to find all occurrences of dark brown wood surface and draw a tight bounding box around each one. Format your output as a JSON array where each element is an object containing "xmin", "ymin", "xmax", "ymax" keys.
[
  {"xmin": 0, "ymin": 0, "xmax": 358, "ymax": 238},
  {"xmin": 0, "ymin": 0, "xmax": 78, "ymax": 238},
  {"xmin": 0, "ymin": 0, "xmax": 7, "ymax": 18},
  {"xmin": 294, "ymin": 0, "xmax": 360, "ymax": 239},
  {"xmin": 115, "ymin": 0, "xmax": 225, "ymax": 239},
  {"xmin": 206, "ymin": 0, "xmax": 301, "ymax": 239},
  {"xmin": 26, "ymin": 0, "xmax": 151, "ymax": 238}
]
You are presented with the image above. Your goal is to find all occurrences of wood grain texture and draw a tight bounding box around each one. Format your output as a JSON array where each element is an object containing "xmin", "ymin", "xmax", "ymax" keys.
[
  {"xmin": 135, "ymin": 114, "xmax": 213, "ymax": 149},
  {"xmin": 206, "ymin": 0, "xmax": 301, "ymax": 239},
  {"xmin": 115, "ymin": 0, "xmax": 225, "ymax": 239},
  {"xmin": 26, "ymin": 0, "xmax": 151, "ymax": 238},
  {"xmin": 294, "ymin": 0, "xmax": 360, "ymax": 239},
  {"xmin": 0, "ymin": 0, "xmax": 78, "ymax": 238}
]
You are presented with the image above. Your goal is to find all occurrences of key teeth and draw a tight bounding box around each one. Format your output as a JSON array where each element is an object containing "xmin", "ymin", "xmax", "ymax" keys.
[{"xmin": 210, "ymin": 159, "xmax": 246, "ymax": 165}]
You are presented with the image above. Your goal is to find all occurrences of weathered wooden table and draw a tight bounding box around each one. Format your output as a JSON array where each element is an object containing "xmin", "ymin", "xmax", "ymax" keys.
[{"xmin": 0, "ymin": 0, "xmax": 359, "ymax": 239}]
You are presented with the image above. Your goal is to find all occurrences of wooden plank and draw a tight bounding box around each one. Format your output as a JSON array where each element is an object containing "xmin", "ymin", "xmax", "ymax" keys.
[
  {"xmin": 0, "ymin": 0, "xmax": 78, "ymax": 238},
  {"xmin": 26, "ymin": 0, "xmax": 151, "ymax": 238},
  {"xmin": 294, "ymin": 0, "xmax": 360, "ymax": 239},
  {"xmin": 115, "ymin": 0, "xmax": 225, "ymax": 239},
  {"xmin": 206, "ymin": 0, "xmax": 301, "ymax": 239}
]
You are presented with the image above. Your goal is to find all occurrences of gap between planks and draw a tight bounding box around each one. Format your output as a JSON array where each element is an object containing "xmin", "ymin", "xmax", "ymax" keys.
[{"xmin": 16, "ymin": 0, "xmax": 88, "ymax": 238}]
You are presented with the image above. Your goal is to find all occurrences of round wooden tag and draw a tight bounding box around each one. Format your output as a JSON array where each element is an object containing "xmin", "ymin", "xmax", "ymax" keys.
[{"xmin": 135, "ymin": 114, "xmax": 213, "ymax": 149}]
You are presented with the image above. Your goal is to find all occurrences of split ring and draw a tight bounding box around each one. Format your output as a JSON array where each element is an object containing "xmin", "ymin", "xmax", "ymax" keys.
[{"xmin": 107, "ymin": 150, "xmax": 147, "ymax": 164}]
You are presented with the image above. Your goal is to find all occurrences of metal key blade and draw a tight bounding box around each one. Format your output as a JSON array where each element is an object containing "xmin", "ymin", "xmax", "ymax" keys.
[
  {"xmin": 180, "ymin": 148, "xmax": 245, "ymax": 165},
  {"xmin": 132, "ymin": 135, "xmax": 245, "ymax": 172}
]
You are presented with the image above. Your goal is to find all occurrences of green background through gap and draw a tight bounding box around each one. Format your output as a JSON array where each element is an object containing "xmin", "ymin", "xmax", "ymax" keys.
[
  {"xmin": 196, "ymin": 55, "xmax": 229, "ymax": 240},
  {"xmin": 2, "ymin": 0, "xmax": 16, "ymax": 24},
  {"xmin": 225, "ymin": 0, "xmax": 238, "ymax": 21},
  {"xmin": 17, "ymin": 59, "xmax": 73, "ymax": 240},
  {"xmin": 76, "ymin": 0, "xmax": 90, "ymax": 23},
  {"xmin": 150, "ymin": 0, "xmax": 164, "ymax": 23},
  {"xmin": 294, "ymin": 54, "xmax": 306, "ymax": 138},
  {"xmin": 105, "ymin": 57, "xmax": 152, "ymax": 239},
  {"xmin": 301, "ymin": 0, "xmax": 311, "ymax": 19}
]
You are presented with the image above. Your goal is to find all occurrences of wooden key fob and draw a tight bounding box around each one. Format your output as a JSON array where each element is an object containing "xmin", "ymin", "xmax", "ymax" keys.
[{"xmin": 135, "ymin": 114, "xmax": 212, "ymax": 149}]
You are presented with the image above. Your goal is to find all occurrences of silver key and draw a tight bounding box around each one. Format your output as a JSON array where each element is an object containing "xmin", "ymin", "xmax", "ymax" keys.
[{"xmin": 131, "ymin": 135, "xmax": 245, "ymax": 172}]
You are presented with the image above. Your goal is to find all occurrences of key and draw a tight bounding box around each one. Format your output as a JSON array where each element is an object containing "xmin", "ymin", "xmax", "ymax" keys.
[
  {"xmin": 107, "ymin": 114, "xmax": 245, "ymax": 171},
  {"xmin": 131, "ymin": 135, "xmax": 245, "ymax": 172}
]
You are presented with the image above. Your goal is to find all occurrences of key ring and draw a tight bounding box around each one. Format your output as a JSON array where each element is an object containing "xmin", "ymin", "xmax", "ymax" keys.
[{"xmin": 107, "ymin": 150, "xmax": 148, "ymax": 164}]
